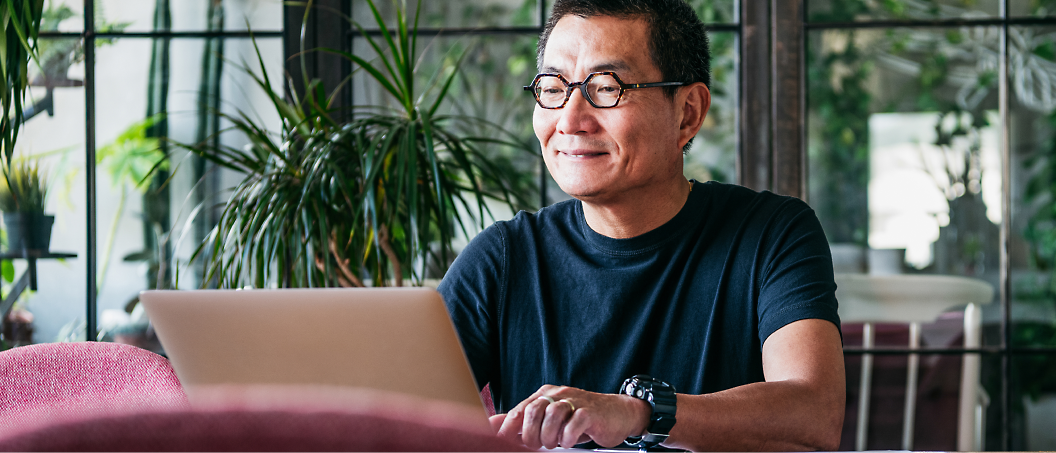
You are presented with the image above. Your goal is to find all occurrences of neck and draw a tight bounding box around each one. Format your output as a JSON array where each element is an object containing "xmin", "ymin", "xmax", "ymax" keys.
[{"xmin": 581, "ymin": 178, "xmax": 693, "ymax": 239}]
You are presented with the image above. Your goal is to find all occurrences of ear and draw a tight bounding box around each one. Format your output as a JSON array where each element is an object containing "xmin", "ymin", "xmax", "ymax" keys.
[{"xmin": 676, "ymin": 82, "xmax": 711, "ymax": 150}]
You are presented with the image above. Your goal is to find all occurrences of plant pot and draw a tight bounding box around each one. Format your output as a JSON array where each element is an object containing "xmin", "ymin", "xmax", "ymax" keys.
[
  {"xmin": 1025, "ymin": 394, "xmax": 1056, "ymax": 450},
  {"xmin": 2, "ymin": 212, "xmax": 54, "ymax": 252}
]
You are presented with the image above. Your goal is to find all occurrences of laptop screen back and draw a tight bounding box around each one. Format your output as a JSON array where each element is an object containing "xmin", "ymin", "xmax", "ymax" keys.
[{"xmin": 140, "ymin": 287, "xmax": 485, "ymax": 414}]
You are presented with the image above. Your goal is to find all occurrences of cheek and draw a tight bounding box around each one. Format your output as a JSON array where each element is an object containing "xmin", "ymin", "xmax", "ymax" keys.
[{"xmin": 533, "ymin": 108, "xmax": 553, "ymax": 146}]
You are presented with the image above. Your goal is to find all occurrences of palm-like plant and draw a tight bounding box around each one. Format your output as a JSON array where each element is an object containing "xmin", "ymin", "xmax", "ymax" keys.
[
  {"xmin": 0, "ymin": 0, "xmax": 45, "ymax": 169},
  {"xmin": 184, "ymin": 0, "xmax": 535, "ymax": 289},
  {"xmin": 0, "ymin": 160, "xmax": 47, "ymax": 214}
]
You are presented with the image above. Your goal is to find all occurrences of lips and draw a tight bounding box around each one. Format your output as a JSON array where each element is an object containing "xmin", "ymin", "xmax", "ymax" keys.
[{"xmin": 560, "ymin": 150, "xmax": 609, "ymax": 158}]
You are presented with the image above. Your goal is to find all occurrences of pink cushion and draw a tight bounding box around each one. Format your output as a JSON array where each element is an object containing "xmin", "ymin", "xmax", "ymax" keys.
[
  {"xmin": 481, "ymin": 383, "xmax": 496, "ymax": 416},
  {"xmin": 0, "ymin": 385, "xmax": 526, "ymax": 452},
  {"xmin": 0, "ymin": 342, "xmax": 187, "ymax": 428}
]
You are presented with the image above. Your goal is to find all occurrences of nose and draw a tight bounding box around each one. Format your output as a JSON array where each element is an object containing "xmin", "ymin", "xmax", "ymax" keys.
[{"xmin": 554, "ymin": 84, "xmax": 599, "ymax": 136}]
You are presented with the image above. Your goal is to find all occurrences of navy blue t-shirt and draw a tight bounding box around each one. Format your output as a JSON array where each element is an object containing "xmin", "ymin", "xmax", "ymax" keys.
[{"xmin": 438, "ymin": 181, "xmax": 840, "ymax": 412}]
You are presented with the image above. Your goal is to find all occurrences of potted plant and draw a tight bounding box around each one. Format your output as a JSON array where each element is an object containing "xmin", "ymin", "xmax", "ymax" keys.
[
  {"xmin": 182, "ymin": 0, "xmax": 535, "ymax": 289},
  {"xmin": 0, "ymin": 161, "xmax": 53, "ymax": 252}
]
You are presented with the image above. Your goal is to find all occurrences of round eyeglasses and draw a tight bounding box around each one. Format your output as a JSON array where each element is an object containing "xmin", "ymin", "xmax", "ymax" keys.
[{"xmin": 523, "ymin": 71, "xmax": 685, "ymax": 109}]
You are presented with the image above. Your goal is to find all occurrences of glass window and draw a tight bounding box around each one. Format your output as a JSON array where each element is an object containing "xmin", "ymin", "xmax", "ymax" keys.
[
  {"xmin": 97, "ymin": 0, "xmax": 283, "ymax": 33},
  {"xmin": 808, "ymin": 0, "xmax": 1000, "ymax": 22},
  {"xmin": 91, "ymin": 36, "xmax": 282, "ymax": 346},
  {"xmin": 6, "ymin": 35, "xmax": 88, "ymax": 346},
  {"xmin": 1009, "ymin": 24, "xmax": 1056, "ymax": 359},
  {"xmin": 353, "ymin": 0, "xmax": 543, "ymax": 30},
  {"xmin": 687, "ymin": 30, "xmax": 738, "ymax": 184},
  {"xmin": 1010, "ymin": 0, "xmax": 1056, "ymax": 17}
]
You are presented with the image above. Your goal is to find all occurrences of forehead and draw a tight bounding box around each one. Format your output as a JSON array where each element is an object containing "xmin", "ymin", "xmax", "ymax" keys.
[{"xmin": 541, "ymin": 15, "xmax": 658, "ymax": 79}]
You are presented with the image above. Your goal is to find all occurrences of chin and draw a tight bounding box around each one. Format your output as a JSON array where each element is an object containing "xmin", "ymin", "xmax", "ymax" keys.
[{"xmin": 557, "ymin": 182, "xmax": 607, "ymax": 201}]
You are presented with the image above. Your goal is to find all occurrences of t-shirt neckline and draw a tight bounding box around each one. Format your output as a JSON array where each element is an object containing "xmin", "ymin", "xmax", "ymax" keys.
[{"xmin": 575, "ymin": 180, "xmax": 707, "ymax": 255}]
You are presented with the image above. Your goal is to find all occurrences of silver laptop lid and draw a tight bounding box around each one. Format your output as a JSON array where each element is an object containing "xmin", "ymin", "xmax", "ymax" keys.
[{"xmin": 140, "ymin": 287, "xmax": 484, "ymax": 414}]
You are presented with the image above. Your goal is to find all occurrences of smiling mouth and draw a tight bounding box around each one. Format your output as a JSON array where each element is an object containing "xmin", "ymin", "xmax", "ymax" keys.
[{"xmin": 561, "ymin": 150, "xmax": 608, "ymax": 158}]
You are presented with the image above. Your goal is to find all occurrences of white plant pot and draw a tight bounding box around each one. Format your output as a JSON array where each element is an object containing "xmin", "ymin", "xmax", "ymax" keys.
[{"xmin": 1025, "ymin": 394, "xmax": 1056, "ymax": 450}]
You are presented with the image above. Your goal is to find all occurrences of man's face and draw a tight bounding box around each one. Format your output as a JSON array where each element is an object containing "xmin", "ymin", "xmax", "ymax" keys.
[{"xmin": 534, "ymin": 15, "xmax": 686, "ymax": 203}]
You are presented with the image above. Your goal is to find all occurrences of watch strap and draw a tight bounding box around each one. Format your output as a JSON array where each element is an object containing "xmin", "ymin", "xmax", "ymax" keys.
[{"xmin": 619, "ymin": 375, "xmax": 677, "ymax": 450}]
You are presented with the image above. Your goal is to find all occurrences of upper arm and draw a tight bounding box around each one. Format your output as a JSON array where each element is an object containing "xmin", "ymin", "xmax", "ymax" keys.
[
  {"xmin": 756, "ymin": 200, "xmax": 841, "ymax": 345},
  {"xmin": 438, "ymin": 224, "xmax": 508, "ymax": 390},
  {"xmin": 762, "ymin": 318, "xmax": 846, "ymax": 417},
  {"xmin": 763, "ymin": 318, "xmax": 844, "ymax": 382}
]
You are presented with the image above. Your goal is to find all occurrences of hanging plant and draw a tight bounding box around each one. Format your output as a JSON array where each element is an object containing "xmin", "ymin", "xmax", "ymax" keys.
[{"xmin": 0, "ymin": 0, "xmax": 45, "ymax": 168}]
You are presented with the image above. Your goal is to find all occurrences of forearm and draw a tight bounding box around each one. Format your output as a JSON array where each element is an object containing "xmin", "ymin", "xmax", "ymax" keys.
[{"xmin": 665, "ymin": 377, "xmax": 844, "ymax": 451}]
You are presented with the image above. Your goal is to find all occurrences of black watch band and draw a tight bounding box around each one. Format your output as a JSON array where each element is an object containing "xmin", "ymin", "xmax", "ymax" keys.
[{"xmin": 619, "ymin": 375, "xmax": 677, "ymax": 450}]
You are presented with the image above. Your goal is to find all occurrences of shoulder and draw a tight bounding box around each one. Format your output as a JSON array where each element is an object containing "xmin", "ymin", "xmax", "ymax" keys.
[
  {"xmin": 696, "ymin": 181, "xmax": 819, "ymax": 230},
  {"xmin": 453, "ymin": 199, "xmax": 579, "ymax": 261},
  {"xmin": 500, "ymin": 199, "xmax": 579, "ymax": 234},
  {"xmin": 700, "ymin": 181, "xmax": 812, "ymax": 211}
]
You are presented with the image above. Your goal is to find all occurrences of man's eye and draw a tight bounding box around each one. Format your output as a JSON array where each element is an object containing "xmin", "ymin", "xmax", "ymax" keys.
[
  {"xmin": 541, "ymin": 87, "xmax": 565, "ymax": 95},
  {"xmin": 597, "ymin": 85, "xmax": 619, "ymax": 93}
]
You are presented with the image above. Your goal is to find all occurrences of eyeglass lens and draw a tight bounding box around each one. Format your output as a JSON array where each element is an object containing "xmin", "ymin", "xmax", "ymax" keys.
[{"xmin": 535, "ymin": 73, "xmax": 622, "ymax": 108}]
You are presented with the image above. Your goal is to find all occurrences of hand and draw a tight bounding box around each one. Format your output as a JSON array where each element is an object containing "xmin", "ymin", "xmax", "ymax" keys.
[{"xmin": 494, "ymin": 384, "xmax": 652, "ymax": 450}]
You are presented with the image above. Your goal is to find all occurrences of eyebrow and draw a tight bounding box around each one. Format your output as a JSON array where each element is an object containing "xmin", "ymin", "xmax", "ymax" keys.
[{"xmin": 540, "ymin": 61, "xmax": 632, "ymax": 75}]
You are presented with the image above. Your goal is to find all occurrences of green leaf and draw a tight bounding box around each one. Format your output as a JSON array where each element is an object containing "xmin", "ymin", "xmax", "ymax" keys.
[{"xmin": 1, "ymin": 258, "xmax": 12, "ymax": 283}]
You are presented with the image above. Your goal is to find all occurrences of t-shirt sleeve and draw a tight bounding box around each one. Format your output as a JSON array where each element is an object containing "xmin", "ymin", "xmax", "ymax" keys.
[
  {"xmin": 437, "ymin": 223, "xmax": 507, "ymax": 391},
  {"xmin": 756, "ymin": 198, "xmax": 841, "ymax": 345}
]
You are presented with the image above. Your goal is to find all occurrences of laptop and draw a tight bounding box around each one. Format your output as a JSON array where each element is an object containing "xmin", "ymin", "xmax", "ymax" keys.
[{"xmin": 139, "ymin": 287, "xmax": 486, "ymax": 415}]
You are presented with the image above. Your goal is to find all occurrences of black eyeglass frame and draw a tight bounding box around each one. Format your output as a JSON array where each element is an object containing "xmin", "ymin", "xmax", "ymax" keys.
[{"xmin": 523, "ymin": 71, "xmax": 686, "ymax": 109}]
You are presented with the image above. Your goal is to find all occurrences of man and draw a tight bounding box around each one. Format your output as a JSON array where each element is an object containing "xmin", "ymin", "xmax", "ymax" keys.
[{"xmin": 437, "ymin": 0, "xmax": 845, "ymax": 450}]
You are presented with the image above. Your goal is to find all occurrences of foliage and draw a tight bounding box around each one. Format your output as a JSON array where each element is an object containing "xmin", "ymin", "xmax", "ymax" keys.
[
  {"xmin": 0, "ymin": 160, "xmax": 48, "ymax": 213},
  {"xmin": 1023, "ymin": 110, "xmax": 1056, "ymax": 300},
  {"xmin": 184, "ymin": 0, "xmax": 535, "ymax": 289},
  {"xmin": 33, "ymin": 0, "xmax": 129, "ymax": 86},
  {"xmin": 807, "ymin": 28, "xmax": 872, "ymax": 245},
  {"xmin": 97, "ymin": 116, "xmax": 167, "ymax": 192},
  {"xmin": 1012, "ymin": 323, "xmax": 1056, "ymax": 400},
  {"xmin": 96, "ymin": 116, "xmax": 166, "ymax": 290},
  {"xmin": 0, "ymin": 0, "xmax": 44, "ymax": 169}
]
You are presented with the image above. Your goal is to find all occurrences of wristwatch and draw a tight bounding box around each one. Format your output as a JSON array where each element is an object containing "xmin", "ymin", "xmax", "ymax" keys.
[{"xmin": 619, "ymin": 375, "xmax": 677, "ymax": 450}]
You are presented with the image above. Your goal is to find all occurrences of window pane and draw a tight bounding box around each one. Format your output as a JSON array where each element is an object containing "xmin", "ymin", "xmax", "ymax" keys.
[
  {"xmin": 353, "ymin": 0, "xmax": 543, "ymax": 29},
  {"xmin": 1012, "ymin": 353, "xmax": 1056, "ymax": 450},
  {"xmin": 1010, "ymin": 0, "xmax": 1056, "ymax": 18},
  {"xmin": 1010, "ymin": 26, "xmax": 1056, "ymax": 354},
  {"xmin": 3, "ymin": 38, "xmax": 88, "ymax": 347},
  {"xmin": 807, "ymin": 27, "xmax": 1002, "ymax": 340},
  {"xmin": 97, "ymin": 0, "xmax": 282, "ymax": 33},
  {"xmin": 39, "ymin": 0, "xmax": 84, "ymax": 32},
  {"xmin": 93, "ymin": 36, "xmax": 283, "ymax": 346},
  {"xmin": 686, "ymin": 30, "xmax": 738, "ymax": 184},
  {"xmin": 686, "ymin": 0, "xmax": 738, "ymax": 25},
  {"xmin": 807, "ymin": 0, "xmax": 999, "ymax": 22},
  {"xmin": 353, "ymin": 0, "xmax": 737, "ymax": 31}
]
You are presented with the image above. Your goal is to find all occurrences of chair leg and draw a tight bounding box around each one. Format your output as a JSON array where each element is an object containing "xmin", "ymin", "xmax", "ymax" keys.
[
  {"xmin": 958, "ymin": 303, "xmax": 982, "ymax": 452},
  {"xmin": 902, "ymin": 322, "xmax": 921, "ymax": 450},
  {"xmin": 856, "ymin": 323, "xmax": 874, "ymax": 452}
]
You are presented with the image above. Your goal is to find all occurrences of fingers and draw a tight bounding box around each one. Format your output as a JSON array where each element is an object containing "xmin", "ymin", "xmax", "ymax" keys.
[
  {"xmin": 498, "ymin": 386, "xmax": 648, "ymax": 449},
  {"xmin": 498, "ymin": 386, "xmax": 577, "ymax": 450},
  {"xmin": 496, "ymin": 387, "xmax": 551, "ymax": 444},
  {"xmin": 540, "ymin": 399, "xmax": 576, "ymax": 449},
  {"xmin": 488, "ymin": 413, "xmax": 506, "ymax": 432},
  {"xmin": 520, "ymin": 395, "xmax": 552, "ymax": 449},
  {"xmin": 561, "ymin": 405, "xmax": 592, "ymax": 448}
]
